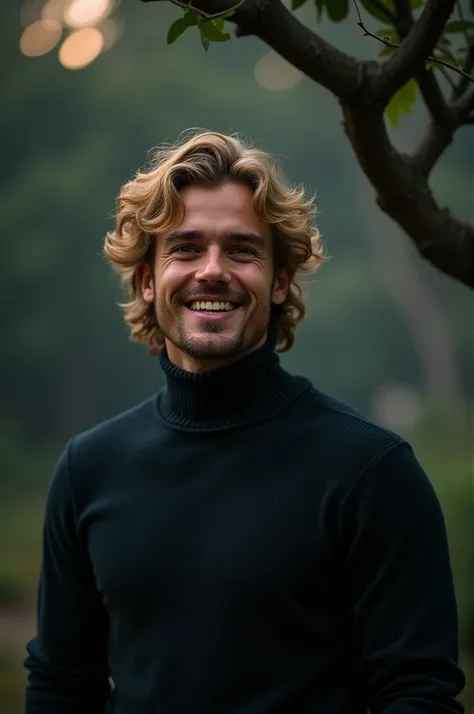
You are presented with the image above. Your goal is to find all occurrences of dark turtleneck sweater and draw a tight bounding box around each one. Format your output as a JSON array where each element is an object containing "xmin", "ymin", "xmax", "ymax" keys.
[{"xmin": 25, "ymin": 339, "xmax": 464, "ymax": 714}]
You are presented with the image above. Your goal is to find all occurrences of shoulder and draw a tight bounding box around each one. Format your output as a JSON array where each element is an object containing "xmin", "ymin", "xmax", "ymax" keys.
[
  {"xmin": 288, "ymin": 384, "xmax": 409, "ymax": 483},
  {"xmin": 297, "ymin": 385, "xmax": 405, "ymax": 450},
  {"xmin": 59, "ymin": 394, "xmax": 161, "ymax": 490}
]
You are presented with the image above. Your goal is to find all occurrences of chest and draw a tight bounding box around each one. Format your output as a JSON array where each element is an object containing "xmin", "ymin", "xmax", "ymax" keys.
[{"xmin": 83, "ymin": 432, "xmax": 339, "ymax": 617}]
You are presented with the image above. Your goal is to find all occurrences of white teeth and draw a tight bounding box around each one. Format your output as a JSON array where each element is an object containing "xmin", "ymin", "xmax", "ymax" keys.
[{"xmin": 188, "ymin": 300, "xmax": 236, "ymax": 312}]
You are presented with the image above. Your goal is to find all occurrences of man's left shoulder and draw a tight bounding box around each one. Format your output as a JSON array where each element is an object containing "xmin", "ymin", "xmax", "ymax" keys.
[{"xmin": 294, "ymin": 385, "xmax": 408, "ymax": 465}]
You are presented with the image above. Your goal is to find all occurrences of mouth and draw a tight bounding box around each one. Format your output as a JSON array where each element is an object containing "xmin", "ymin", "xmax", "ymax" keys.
[{"xmin": 185, "ymin": 300, "xmax": 241, "ymax": 313}]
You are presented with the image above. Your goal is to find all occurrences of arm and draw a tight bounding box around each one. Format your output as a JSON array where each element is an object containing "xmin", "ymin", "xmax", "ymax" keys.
[
  {"xmin": 341, "ymin": 442, "xmax": 465, "ymax": 713},
  {"xmin": 24, "ymin": 440, "xmax": 110, "ymax": 713}
]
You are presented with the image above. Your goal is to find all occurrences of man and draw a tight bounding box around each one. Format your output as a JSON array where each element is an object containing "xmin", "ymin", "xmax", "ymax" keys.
[{"xmin": 25, "ymin": 130, "xmax": 465, "ymax": 713}]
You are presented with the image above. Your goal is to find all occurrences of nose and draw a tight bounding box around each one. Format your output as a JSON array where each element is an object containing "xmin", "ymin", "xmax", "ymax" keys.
[{"xmin": 194, "ymin": 246, "xmax": 231, "ymax": 285}]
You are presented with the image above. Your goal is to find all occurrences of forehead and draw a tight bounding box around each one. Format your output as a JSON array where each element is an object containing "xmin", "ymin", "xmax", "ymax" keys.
[{"xmin": 178, "ymin": 183, "xmax": 271, "ymax": 239}]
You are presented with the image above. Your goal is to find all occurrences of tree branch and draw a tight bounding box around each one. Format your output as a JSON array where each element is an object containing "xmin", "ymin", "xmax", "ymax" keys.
[
  {"xmin": 373, "ymin": 0, "xmax": 457, "ymax": 101},
  {"xmin": 143, "ymin": 0, "xmax": 474, "ymax": 287},
  {"xmin": 143, "ymin": 0, "xmax": 380, "ymax": 100},
  {"xmin": 354, "ymin": 4, "xmax": 474, "ymax": 83},
  {"xmin": 453, "ymin": 43, "xmax": 474, "ymax": 98},
  {"xmin": 166, "ymin": 0, "xmax": 247, "ymax": 19},
  {"xmin": 411, "ymin": 86, "xmax": 474, "ymax": 174},
  {"xmin": 341, "ymin": 103, "xmax": 474, "ymax": 286}
]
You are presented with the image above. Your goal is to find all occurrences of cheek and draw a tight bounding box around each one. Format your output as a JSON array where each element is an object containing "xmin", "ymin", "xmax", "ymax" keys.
[{"xmin": 155, "ymin": 264, "xmax": 190, "ymax": 301}]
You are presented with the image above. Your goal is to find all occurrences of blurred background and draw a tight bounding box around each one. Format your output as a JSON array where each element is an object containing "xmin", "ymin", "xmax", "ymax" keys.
[{"xmin": 1, "ymin": 1, "xmax": 473, "ymax": 711}]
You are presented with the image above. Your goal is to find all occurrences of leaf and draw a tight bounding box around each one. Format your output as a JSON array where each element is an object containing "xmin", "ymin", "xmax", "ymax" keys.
[
  {"xmin": 218, "ymin": 8, "xmax": 236, "ymax": 18},
  {"xmin": 167, "ymin": 15, "xmax": 195, "ymax": 45},
  {"xmin": 385, "ymin": 78, "xmax": 417, "ymax": 126},
  {"xmin": 198, "ymin": 19, "xmax": 231, "ymax": 42},
  {"xmin": 325, "ymin": 0, "xmax": 349, "ymax": 21},
  {"xmin": 359, "ymin": 0, "xmax": 395, "ymax": 23},
  {"xmin": 378, "ymin": 45, "xmax": 396, "ymax": 56},
  {"xmin": 315, "ymin": 0, "xmax": 324, "ymax": 20},
  {"xmin": 444, "ymin": 20, "xmax": 474, "ymax": 33},
  {"xmin": 293, "ymin": 0, "xmax": 308, "ymax": 8},
  {"xmin": 185, "ymin": 9, "xmax": 199, "ymax": 24},
  {"xmin": 375, "ymin": 26, "xmax": 399, "ymax": 41},
  {"xmin": 409, "ymin": 0, "xmax": 423, "ymax": 8},
  {"xmin": 213, "ymin": 17, "xmax": 225, "ymax": 31},
  {"xmin": 200, "ymin": 31, "xmax": 210, "ymax": 51},
  {"xmin": 432, "ymin": 52, "xmax": 459, "ymax": 65},
  {"xmin": 438, "ymin": 35, "xmax": 452, "ymax": 46}
]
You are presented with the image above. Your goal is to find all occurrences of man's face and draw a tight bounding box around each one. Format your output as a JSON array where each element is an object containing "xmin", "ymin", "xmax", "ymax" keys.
[{"xmin": 140, "ymin": 182, "xmax": 289, "ymax": 372}]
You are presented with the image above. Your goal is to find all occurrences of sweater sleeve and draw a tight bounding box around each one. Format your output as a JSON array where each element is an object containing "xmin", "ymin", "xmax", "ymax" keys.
[
  {"xmin": 24, "ymin": 440, "xmax": 110, "ymax": 714},
  {"xmin": 340, "ymin": 442, "xmax": 465, "ymax": 714}
]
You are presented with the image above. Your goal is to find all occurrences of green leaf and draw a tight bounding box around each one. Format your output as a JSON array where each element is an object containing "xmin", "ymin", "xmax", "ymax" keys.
[
  {"xmin": 359, "ymin": 0, "xmax": 395, "ymax": 23},
  {"xmin": 167, "ymin": 15, "xmax": 195, "ymax": 45},
  {"xmin": 432, "ymin": 52, "xmax": 459, "ymax": 65},
  {"xmin": 198, "ymin": 19, "xmax": 231, "ymax": 42},
  {"xmin": 325, "ymin": 0, "xmax": 349, "ymax": 21},
  {"xmin": 200, "ymin": 31, "xmax": 210, "ymax": 51},
  {"xmin": 218, "ymin": 8, "xmax": 236, "ymax": 18},
  {"xmin": 409, "ymin": 0, "xmax": 423, "ymax": 8},
  {"xmin": 293, "ymin": 0, "xmax": 308, "ymax": 8},
  {"xmin": 375, "ymin": 26, "xmax": 399, "ymax": 41},
  {"xmin": 378, "ymin": 45, "xmax": 396, "ymax": 57},
  {"xmin": 444, "ymin": 20, "xmax": 474, "ymax": 33},
  {"xmin": 385, "ymin": 78, "xmax": 417, "ymax": 126},
  {"xmin": 213, "ymin": 17, "xmax": 225, "ymax": 31},
  {"xmin": 315, "ymin": 0, "xmax": 324, "ymax": 20},
  {"xmin": 184, "ymin": 9, "xmax": 199, "ymax": 25},
  {"xmin": 438, "ymin": 35, "xmax": 452, "ymax": 46}
]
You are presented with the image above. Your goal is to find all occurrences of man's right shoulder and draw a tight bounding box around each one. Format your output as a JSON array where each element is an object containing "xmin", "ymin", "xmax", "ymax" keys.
[{"xmin": 66, "ymin": 393, "xmax": 162, "ymax": 474}]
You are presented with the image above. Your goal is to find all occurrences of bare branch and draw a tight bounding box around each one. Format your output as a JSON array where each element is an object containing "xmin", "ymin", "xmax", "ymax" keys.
[
  {"xmin": 453, "ymin": 43, "xmax": 474, "ymax": 97},
  {"xmin": 411, "ymin": 87, "xmax": 473, "ymax": 174},
  {"xmin": 342, "ymin": 103, "xmax": 474, "ymax": 286},
  {"xmin": 353, "ymin": 3, "xmax": 474, "ymax": 84},
  {"xmin": 167, "ymin": 0, "xmax": 247, "ymax": 19},
  {"xmin": 373, "ymin": 0, "xmax": 457, "ymax": 100},
  {"xmin": 441, "ymin": 66, "xmax": 458, "ymax": 91}
]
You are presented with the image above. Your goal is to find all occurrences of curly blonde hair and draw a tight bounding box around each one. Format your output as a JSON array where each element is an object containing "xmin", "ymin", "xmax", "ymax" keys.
[{"xmin": 104, "ymin": 130, "xmax": 324, "ymax": 354}]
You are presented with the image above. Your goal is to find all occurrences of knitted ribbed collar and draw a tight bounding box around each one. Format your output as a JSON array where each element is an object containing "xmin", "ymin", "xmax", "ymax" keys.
[{"xmin": 156, "ymin": 336, "xmax": 310, "ymax": 432}]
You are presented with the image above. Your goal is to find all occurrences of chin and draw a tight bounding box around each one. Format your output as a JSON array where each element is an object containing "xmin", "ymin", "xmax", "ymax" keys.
[{"xmin": 180, "ymin": 333, "xmax": 246, "ymax": 360}]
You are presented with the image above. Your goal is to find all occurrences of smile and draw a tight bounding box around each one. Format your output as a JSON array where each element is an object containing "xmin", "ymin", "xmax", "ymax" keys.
[{"xmin": 186, "ymin": 300, "xmax": 239, "ymax": 312}]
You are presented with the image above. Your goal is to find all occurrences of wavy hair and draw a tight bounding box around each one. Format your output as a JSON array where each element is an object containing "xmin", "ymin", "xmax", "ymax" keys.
[{"xmin": 104, "ymin": 130, "xmax": 325, "ymax": 354}]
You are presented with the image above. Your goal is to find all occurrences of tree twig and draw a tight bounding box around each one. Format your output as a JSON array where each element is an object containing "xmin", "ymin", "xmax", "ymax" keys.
[
  {"xmin": 167, "ymin": 0, "xmax": 247, "ymax": 19},
  {"xmin": 373, "ymin": 0, "xmax": 458, "ymax": 99},
  {"xmin": 352, "ymin": 0, "xmax": 474, "ymax": 83},
  {"xmin": 441, "ymin": 66, "xmax": 458, "ymax": 90}
]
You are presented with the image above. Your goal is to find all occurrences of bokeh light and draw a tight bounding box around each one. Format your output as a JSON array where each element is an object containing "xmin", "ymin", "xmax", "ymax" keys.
[
  {"xmin": 255, "ymin": 52, "xmax": 303, "ymax": 92},
  {"xmin": 20, "ymin": 1, "xmax": 42, "ymax": 27},
  {"xmin": 20, "ymin": 19, "xmax": 62, "ymax": 57},
  {"xmin": 58, "ymin": 27, "xmax": 104, "ymax": 69},
  {"xmin": 41, "ymin": 0, "xmax": 71, "ymax": 23},
  {"xmin": 64, "ymin": 0, "xmax": 114, "ymax": 29},
  {"xmin": 99, "ymin": 16, "xmax": 124, "ymax": 52}
]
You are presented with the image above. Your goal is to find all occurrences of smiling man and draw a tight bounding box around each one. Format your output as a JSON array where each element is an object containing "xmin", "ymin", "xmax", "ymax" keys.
[
  {"xmin": 25, "ymin": 131, "xmax": 465, "ymax": 714},
  {"xmin": 141, "ymin": 181, "xmax": 288, "ymax": 373}
]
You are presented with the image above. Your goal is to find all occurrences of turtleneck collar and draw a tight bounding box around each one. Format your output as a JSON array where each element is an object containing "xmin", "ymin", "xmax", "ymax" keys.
[{"xmin": 156, "ymin": 336, "xmax": 310, "ymax": 432}]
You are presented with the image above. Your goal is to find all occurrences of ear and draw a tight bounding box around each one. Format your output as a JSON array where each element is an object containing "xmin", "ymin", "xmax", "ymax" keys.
[
  {"xmin": 271, "ymin": 268, "xmax": 290, "ymax": 305},
  {"xmin": 139, "ymin": 263, "xmax": 155, "ymax": 304}
]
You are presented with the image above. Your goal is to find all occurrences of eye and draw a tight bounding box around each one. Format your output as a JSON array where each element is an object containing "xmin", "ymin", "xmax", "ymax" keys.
[
  {"xmin": 172, "ymin": 244, "xmax": 200, "ymax": 254},
  {"xmin": 229, "ymin": 246, "xmax": 257, "ymax": 257}
]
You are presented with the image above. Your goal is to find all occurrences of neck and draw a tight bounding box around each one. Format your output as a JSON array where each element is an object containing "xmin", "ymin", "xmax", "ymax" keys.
[{"xmin": 156, "ymin": 337, "xmax": 310, "ymax": 432}]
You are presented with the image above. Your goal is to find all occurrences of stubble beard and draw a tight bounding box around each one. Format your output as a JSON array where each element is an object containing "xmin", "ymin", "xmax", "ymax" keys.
[{"xmin": 156, "ymin": 304, "xmax": 269, "ymax": 361}]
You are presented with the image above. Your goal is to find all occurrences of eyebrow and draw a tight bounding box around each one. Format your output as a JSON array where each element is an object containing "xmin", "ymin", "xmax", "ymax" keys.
[{"xmin": 164, "ymin": 230, "xmax": 267, "ymax": 247}]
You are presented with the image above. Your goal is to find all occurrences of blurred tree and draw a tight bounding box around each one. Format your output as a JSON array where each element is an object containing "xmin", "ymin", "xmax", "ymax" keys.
[{"xmin": 144, "ymin": 0, "xmax": 474, "ymax": 288}]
